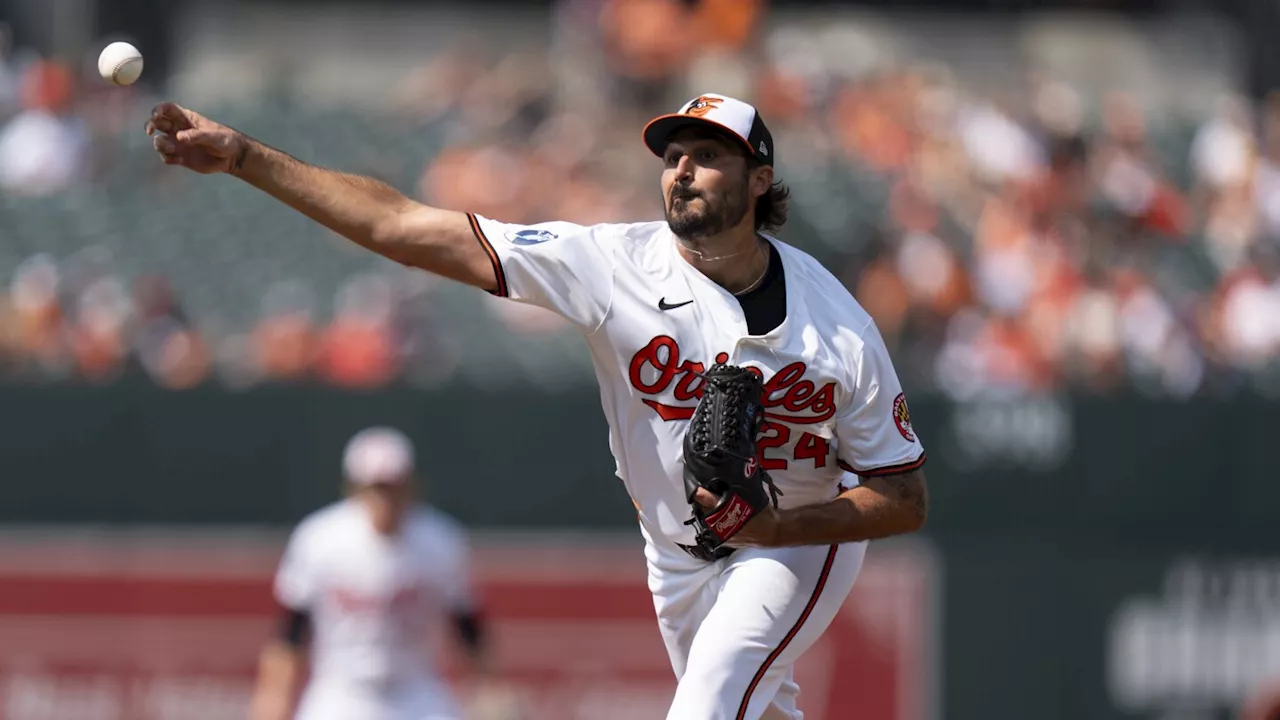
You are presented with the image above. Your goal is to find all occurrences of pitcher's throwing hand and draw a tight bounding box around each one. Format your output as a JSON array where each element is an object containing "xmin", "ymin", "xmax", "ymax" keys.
[{"xmin": 146, "ymin": 103, "xmax": 246, "ymax": 174}]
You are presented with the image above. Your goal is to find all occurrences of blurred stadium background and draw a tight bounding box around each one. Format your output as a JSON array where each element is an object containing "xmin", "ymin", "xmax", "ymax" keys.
[{"xmin": 0, "ymin": 0, "xmax": 1278, "ymax": 718}]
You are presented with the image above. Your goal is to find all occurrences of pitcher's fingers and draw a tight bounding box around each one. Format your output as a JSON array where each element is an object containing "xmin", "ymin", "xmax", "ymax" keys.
[
  {"xmin": 148, "ymin": 115, "xmax": 177, "ymax": 136},
  {"xmin": 174, "ymin": 128, "xmax": 221, "ymax": 146},
  {"xmin": 153, "ymin": 141, "xmax": 181, "ymax": 165},
  {"xmin": 174, "ymin": 105, "xmax": 205, "ymax": 129},
  {"xmin": 153, "ymin": 134, "xmax": 179, "ymax": 155},
  {"xmin": 148, "ymin": 102, "xmax": 192, "ymax": 134}
]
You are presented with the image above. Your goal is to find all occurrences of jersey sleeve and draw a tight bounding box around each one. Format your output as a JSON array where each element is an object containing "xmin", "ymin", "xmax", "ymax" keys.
[
  {"xmin": 467, "ymin": 213, "xmax": 615, "ymax": 332},
  {"xmin": 273, "ymin": 522, "xmax": 320, "ymax": 611},
  {"xmin": 833, "ymin": 322, "xmax": 927, "ymax": 478}
]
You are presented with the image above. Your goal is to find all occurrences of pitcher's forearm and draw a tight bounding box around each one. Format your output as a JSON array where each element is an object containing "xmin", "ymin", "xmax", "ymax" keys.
[
  {"xmin": 146, "ymin": 102, "xmax": 498, "ymax": 289},
  {"xmin": 232, "ymin": 139, "xmax": 412, "ymax": 251},
  {"xmin": 228, "ymin": 138, "xmax": 495, "ymax": 288},
  {"xmin": 774, "ymin": 468, "xmax": 929, "ymax": 546}
]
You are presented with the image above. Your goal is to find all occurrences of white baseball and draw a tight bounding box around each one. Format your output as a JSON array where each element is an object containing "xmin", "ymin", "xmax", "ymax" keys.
[{"xmin": 98, "ymin": 41, "xmax": 143, "ymax": 86}]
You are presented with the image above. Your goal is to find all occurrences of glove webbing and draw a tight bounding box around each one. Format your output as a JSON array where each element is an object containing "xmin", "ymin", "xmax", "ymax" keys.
[{"xmin": 683, "ymin": 368, "xmax": 783, "ymax": 514}]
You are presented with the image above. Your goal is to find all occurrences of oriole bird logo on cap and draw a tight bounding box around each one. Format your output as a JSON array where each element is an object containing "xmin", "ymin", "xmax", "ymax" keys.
[{"xmin": 684, "ymin": 95, "xmax": 723, "ymax": 117}]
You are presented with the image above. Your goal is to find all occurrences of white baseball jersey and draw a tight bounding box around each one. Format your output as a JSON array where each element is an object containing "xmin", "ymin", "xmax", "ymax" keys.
[
  {"xmin": 274, "ymin": 499, "xmax": 474, "ymax": 719},
  {"xmin": 468, "ymin": 214, "xmax": 926, "ymax": 549}
]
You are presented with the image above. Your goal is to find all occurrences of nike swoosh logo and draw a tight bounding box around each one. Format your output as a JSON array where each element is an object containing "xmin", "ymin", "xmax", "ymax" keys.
[{"xmin": 658, "ymin": 298, "xmax": 693, "ymax": 311}]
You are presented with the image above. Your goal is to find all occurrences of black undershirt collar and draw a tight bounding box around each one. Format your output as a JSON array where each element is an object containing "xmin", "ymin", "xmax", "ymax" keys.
[{"xmin": 734, "ymin": 241, "xmax": 786, "ymax": 336}]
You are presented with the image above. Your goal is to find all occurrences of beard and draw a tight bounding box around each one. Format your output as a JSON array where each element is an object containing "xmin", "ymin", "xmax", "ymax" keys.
[{"xmin": 664, "ymin": 173, "xmax": 750, "ymax": 242}]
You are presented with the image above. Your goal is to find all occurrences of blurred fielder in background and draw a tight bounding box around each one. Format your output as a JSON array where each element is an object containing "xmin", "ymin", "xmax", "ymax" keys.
[{"xmin": 249, "ymin": 426, "xmax": 492, "ymax": 720}]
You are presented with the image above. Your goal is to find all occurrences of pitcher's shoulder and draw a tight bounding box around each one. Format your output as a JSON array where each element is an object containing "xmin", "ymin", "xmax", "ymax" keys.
[
  {"xmin": 583, "ymin": 220, "xmax": 672, "ymax": 271},
  {"xmin": 543, "ymin": 220, "xmax": 667, "ymax": 254},
  {"xmin": 772, "ymin": 238, "xmax": 875, "ymax": 324},
  {"xmin": 602, "ymin": 220, "xmax": 670, "ymax": 244}
]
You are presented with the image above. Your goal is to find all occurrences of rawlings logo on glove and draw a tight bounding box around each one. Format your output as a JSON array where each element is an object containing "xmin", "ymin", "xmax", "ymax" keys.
[
  {"xmin": 704, "ymin": 494, "xmax": 753, "ymax": 538},
  {"xmin": 682, "ymin": 363, "xmax": 781, "ymax": 557}
]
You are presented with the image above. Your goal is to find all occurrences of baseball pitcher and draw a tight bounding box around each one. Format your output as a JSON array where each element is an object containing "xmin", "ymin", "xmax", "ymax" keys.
[{"xmin": 150, "ymin": 91, "xmax": 928, "ymax": 720}]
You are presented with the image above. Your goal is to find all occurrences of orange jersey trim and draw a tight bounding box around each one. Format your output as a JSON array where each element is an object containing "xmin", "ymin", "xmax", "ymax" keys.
[
  {"xmin": 467, "ymin": 213, "xmax": 507, "ymax": 297},
  {"xmin": 838, "ymin": 451, "xmax": 927, "ymax": 478}
]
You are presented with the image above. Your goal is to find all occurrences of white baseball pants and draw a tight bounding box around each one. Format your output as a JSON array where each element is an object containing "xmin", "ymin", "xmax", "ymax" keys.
[{"xmin": 646, "ymin": 539, "xmax": 866, "ymax": 720}]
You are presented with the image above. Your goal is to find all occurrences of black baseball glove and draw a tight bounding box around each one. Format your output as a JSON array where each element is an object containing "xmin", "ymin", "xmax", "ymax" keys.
[{"xmin": 682, "ymin": 363, "xmax": 782, "ymax": 556}]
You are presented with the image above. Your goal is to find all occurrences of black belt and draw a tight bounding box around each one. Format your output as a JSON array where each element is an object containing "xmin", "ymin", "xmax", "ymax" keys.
[{"xmin": 677, "ymin": 542, "xmax": 736, "ymax": 562}]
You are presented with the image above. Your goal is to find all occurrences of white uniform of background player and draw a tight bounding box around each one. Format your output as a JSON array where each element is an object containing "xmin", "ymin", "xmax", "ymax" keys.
[
  {"xmin": 250, "ymin": 427, "xmax": 488, "ymax": 720},
  {"xmin": 464, "ymin": 96, "xmax": 928, "ymax": 719},
  {"xmin": 146, "ymin": 90, "xmax": 929, "ymax": 720}
]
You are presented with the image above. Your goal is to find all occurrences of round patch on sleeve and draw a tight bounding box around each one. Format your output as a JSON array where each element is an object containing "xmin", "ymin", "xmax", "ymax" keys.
[
  {"xmin": 892, "ymin": 392, "xmax": 915, "ymax": 442},
  {"xmin": 505, "ymin": 228, "xmax": 558, "ymax": 245}
]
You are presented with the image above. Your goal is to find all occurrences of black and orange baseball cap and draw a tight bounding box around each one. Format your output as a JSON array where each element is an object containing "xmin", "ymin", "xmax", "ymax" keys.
[{"xmin": 643, "ymin": 93, "xmax": 774, "ymax": 166}]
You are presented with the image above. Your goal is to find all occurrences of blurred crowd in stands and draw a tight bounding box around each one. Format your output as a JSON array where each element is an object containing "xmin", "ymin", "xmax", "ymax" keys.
[
  {"xmin": 1, "ymin": 0, "xmax": 1280, "ymax": 398},
  {"xmin": 0, "ymin": 248, "xmax": 459, "ymax": 390}
]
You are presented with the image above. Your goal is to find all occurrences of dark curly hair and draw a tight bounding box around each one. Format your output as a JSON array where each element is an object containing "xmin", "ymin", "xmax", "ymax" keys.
[{"xmin": 750, "ymin": 165, "xmax": 790, "ymax": 234}]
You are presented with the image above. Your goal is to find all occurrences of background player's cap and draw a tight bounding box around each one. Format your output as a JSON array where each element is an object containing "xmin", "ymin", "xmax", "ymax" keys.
[
  {"xmin": 642, "ymin": 93, "xmax": 774, "ymax": 166},
  {"xmin": 343, "ymin": 426, "xmax": 415, "ymax": 485}
]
